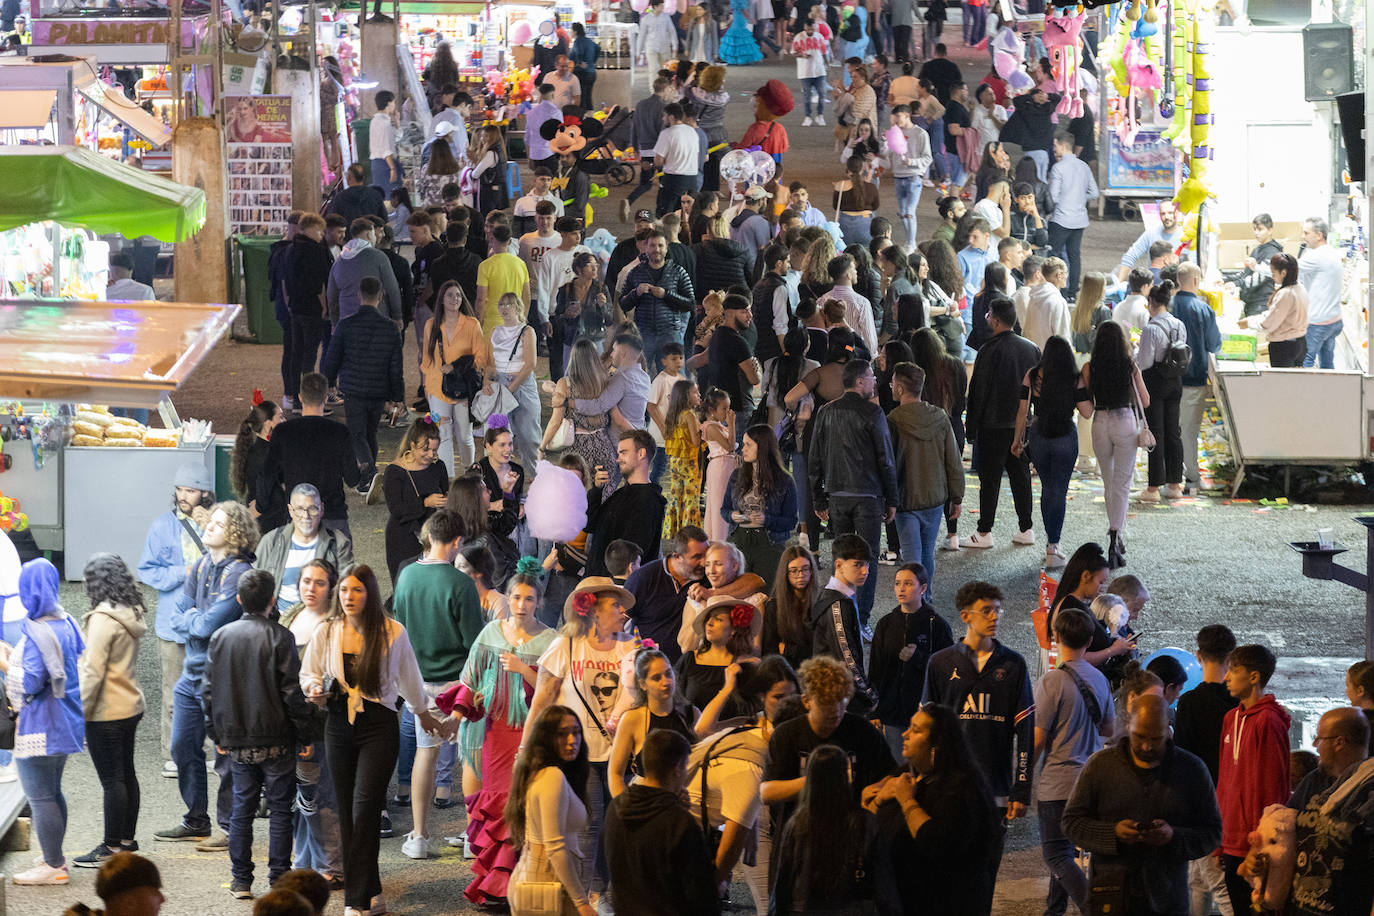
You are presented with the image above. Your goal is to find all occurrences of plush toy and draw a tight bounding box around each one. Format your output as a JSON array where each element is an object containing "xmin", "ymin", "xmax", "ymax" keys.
[
  {"xmin": 1240, "ymin": 804, "xmax": 1297, "ymax": 911},
  {"xmin": 524, "ymin": 460, "xmax": 589, "ymax": 542},
  {"xmin": 737, "ymin": 79, "xmax": 793, "ymax": 168},
  {"xmin": 541, "ymin": 113, "xmax": 605, "ymax": 157},
  {"xmin": 993, "ymin": 27, "xmax": 1035, "ymax": 94},
  {"xmin": 1044, "ymin": 7, "xmax": 1088, "ymax": 119},
  {"xmin": 1162, "ymin": 0, "xmax": 1194, "ymax": 146}
]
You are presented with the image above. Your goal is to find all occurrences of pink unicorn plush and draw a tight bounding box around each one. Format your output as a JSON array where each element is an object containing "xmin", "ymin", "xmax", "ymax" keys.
[{"xmin": 1043, "ymin": 7, "xmax": 1087, "ymax": 118}]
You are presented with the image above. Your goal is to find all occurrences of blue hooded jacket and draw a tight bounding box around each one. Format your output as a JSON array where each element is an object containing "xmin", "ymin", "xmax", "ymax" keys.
[{"xmin": 6, "ymin": 558, "xmax": 85, "ymax": 757}]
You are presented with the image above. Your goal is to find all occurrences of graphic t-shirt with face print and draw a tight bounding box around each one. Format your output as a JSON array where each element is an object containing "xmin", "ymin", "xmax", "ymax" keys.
[{"xmin": 538, "ymin": 633, "xmax": 639, "ymax": 762}]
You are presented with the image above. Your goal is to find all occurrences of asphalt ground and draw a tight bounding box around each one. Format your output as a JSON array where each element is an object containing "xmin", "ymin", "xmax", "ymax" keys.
[{"xmin": 6, "ymin": 43, "xmax": 1372, "ymax": 916}]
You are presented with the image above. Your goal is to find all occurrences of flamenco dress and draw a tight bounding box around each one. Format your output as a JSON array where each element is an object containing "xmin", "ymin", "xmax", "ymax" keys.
[{"xmin": 720, "ymin": 0, "xmax": 764, "ymax": 64}]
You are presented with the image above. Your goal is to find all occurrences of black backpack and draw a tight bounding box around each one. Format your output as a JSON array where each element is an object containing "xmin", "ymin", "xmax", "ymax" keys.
[
  {"xmin": 840, "ymin": 13, "xmax": 862, "ymax": 41},
  {"xmin": 1152, "ymin": 317, "xmax": 1192, "ymax": 379}
]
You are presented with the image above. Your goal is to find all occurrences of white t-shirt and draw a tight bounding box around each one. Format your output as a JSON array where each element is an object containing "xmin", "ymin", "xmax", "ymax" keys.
[
  {"xmin": 534, "ymin": 244, "xmax": 591, "ymax": 321},
  {"xmin": 369, "ymin": 114, "xmax": 396, "ymax": 160},
  {"xmin": 686, "ymin": 750, "xmax": 764, "ymax": 829},
  {"xmin": 276, "ymin": 536, "xmax": 318, "ymax": 610},
  {"xmin": 653, "ymin": 123, "xmax": 701, "ymax": 176},
  {"xmin": 1114, "ymin": 294, "xmax": 1151, "ymax": 334},
  {"xmin": 537, "ymin": 634, "xmax": 638, "ymax": 762},
  {"xmin": 972, "ymin": 198, "xmax": 1004, "ymax": 233},
  {"xmin": 647, "ymin": 370, "xmax": 684, "ymax": 446},
  {"xmin": 793, "ymin": 33, "xmax": 829, "ymax": 80},
  {"xmin": 514, "ymin": 191, "xmax": 566, "ymax": 218},
  {"xmin": 970, "ymin": 104, "xmax": 1007, "ymax": 151}
]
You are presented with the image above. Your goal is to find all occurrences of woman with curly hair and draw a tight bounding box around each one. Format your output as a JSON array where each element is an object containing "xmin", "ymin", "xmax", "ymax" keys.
[
  {"xmin": 230, "ymin": 399, "xmax": 285, "ymax": 531},
  {"xmin": 450, "ymin": 559, "xmax": 557, "ymax": 905},
  {"xmin": 607, "ymin": 646, "xmax": 698, "ymax": 796},
  {"xmin": 722, "ymin": 424, "xmax": 798, "ymax": 580},
  {"xmin": 381, "ymin": 417, "xmax": 449, "ymax": 585},
  {"xmin": 301, "ymin": 564, "xmax": 441, "ymax": 916},
  {"xmin": 72, "ymin": 554, "xmax": 147, "ymax": 869}
]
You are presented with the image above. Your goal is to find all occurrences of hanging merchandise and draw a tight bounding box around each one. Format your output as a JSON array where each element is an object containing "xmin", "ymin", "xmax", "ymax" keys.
[{"xmin": 1044, "ymin": 7, "xmax": 1088, "ymax": 119}]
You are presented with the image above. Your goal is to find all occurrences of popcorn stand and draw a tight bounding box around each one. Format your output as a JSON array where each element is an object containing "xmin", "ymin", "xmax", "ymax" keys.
[{"xmin": 0, "ymin": 147, "xmax": 239, "ymax": 580}]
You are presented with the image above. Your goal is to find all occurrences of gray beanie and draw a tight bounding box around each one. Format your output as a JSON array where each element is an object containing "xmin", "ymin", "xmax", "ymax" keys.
[{"xmin": 173, "ymin": 461, "xmax": 215, "ymax": 493}]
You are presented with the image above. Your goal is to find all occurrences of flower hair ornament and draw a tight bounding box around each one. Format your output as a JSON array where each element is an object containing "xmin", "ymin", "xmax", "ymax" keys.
[
  {"xmin": 730, "ymin": 604, "xmax": 755, "ymax": 630},
  {"xmin": 515, "ymin": 555, "xmax": 546, "ymax": 580},
  {"xmin": 637, "ymin": 637, "xmax": 658, "ymax": 651},
  {"xmin": 572, "ymin": 590, "xmax": 598, "ymax": 616},
  {"xmin": 251, "ymin": 388, "xmax": 264, "ymax": 407},
  {"xmin": 487, "ymin": 413, "xmax": 511, "ymax": 431}
]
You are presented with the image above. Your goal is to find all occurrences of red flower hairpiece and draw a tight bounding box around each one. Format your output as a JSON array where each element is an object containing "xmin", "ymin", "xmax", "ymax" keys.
[
  {"xmin": 251, "ymin": 388, "xmax": 264, "ymax": 407},
  {"xmin": 639, "ymin": 638, "xmax": 657, "ymax": 651},
  {"xmin": 572, "ymin": 591, "xmax": 597, "ymax": 616},
  {"xmin": 730, "ymin": 604, "xmax": 755, "ymax": 630}
]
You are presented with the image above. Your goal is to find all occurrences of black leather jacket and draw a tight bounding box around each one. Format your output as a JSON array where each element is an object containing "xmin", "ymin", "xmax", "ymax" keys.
[
  {"xmin": 201, "ymin": 614, "xmax": 318, "ymax": 749},
  {"xmin": 806, "ymin": 391, "xmax": 900, "ymax": 511}
]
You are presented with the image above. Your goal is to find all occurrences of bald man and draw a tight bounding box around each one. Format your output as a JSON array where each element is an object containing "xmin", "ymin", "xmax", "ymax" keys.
[
  {"xmin": 1064, "ymin": 695, "xmax": 1222, "ymax": 916},
  {"xmin": 1283, "ymin": 707, "xmax": 1374, "ymax": 916}
]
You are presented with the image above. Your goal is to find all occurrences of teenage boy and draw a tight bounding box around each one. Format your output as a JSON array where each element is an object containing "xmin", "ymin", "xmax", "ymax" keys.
[
  {"xmin": 260, "ymin": 373, "xmax": 361, "ymax": 539},
  {"xmin": 603, "ymin": 540, "xmax": 642, "ymax": 586},
  {"xmin": 809, "ymin": 534, "xmax": 878, "ymax": 716},
  {"xmin": 202, "ymin": 570, "xmax": 317, "ymax": 899},
  {"xmin": 958, "ymin": 217, "xmax": 994, "ymax": 304},
  {"xmin": 646, "ymin": 342, "xmax": 686, "ymax": 483},
  {"xmin": 786, "ymin": 181, "xmax": 828, "ymax": 228},
  {"xmin": 1216, "ymin": 643, "xmax": 1291, "ymax": 911},
  {"xmin": 390, "ymin": 510, "xmax": 483, "ymax": 860},
  {"xmin": 1032, "ymin": 607, "xmax": 1115, "ymax": 916},
  {"xmin": 793, "ymin": 18, "xmax": 830, "ymax": 126},
  {"xmin": 1011, "ymin": 255, "xmax": 1043, "ymax": 330},
  {"xmin": 1113, "ymin": 267, "xmax": 1154, "ymax": 333},
  {"xmin": 1173, "ymin": 623, "xmax": 1239, "ymax": 916},
  {"xmin": 536, "ymin": 216, "xmax": 589, "ymax": 381},
  {"xmin": 761, "ymin": 655, "xmax": 895, "ymax": 835},
  {"xmin": 889, "ymin": 104, "xmax": 934, "ymax": 252},
  {"xmin": 514, "ymin": 168, "xmax": 566, "ymax": 234},
  {"xmin": 922, "ymin": 580, "xmax": 1034, "ymax": 912},
  {"xmin": 519, "ymin": 200, "xmax": 561, "ymax": 347}
]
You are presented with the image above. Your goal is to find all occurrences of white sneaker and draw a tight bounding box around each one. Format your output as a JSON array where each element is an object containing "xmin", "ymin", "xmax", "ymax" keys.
[
  {"xmin": 1044, "ymin": 545, "xmax": 1067, "ymax": 568},
  {"xmin": 1137, "ymin": 488, "xmax": 1162, "ymax": 503},
  {"xmin": 0, "ymin": 762, "xmax": 16, "ymax": 783},
  {"xmin": 401, "ymin": 832, "xmax": 431, "ymax": 860},
  {"xmin": 802, "ymin": 116, "xmax": 814, "ymax": 127},
  {"xmin": 959, "ymin": 532, "xmax": 995, "ymax": 549},
  {"xmin": 939, "ymin": 534, "xmax": 960, "ymax": 551},
  {"xmin": 13, "ymin": 861, "xmax": 68, "ymax": 885},
  {"xmin": 161, "ymin": 759, "xmax": 178, "ymax": 778},
  {"xmin": 1012, "ymin": 528, "xmax": 1036, "ymax": 546},
  {"xmin": 815, "ymin": 114, "xmax": 826, "ymax": 126}
]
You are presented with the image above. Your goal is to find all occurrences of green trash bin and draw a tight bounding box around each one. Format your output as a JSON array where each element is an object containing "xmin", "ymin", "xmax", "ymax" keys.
[
  {"xmin": 234, "ymin": 234, "xmax": 283, "ymax": 345},
  {"xmin": 352, "ymin": 116, "xmax": 373, "ymax": 183}
]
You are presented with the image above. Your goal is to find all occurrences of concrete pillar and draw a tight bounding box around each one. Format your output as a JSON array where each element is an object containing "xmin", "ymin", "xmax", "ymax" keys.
[
  {"xmin": 173, "ymin": 117, "xmax": 230, "ymax": 304},
  {"xmin": 359, "ymin": 16, "xmax": 400, "ymax": 117},
  {"xmin": 276, "ymin": 68, "xmax": 323, "ymax": 214}
]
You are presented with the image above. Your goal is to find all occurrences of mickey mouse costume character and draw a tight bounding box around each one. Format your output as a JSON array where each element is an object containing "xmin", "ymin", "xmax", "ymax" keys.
[{"xmin": 543, "ymin": 113, "xmax": 603, "ymax": 225}]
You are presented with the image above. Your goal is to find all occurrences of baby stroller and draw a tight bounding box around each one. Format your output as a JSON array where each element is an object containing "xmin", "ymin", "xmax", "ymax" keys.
[{"xmin": 578, "ymin": 105, "xmax": 637, "ymax": 187}]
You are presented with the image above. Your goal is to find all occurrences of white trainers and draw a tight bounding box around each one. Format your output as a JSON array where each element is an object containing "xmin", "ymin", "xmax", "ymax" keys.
[
  {"xmin": 401, "ymin": 831, "xmax": 432, "ymax": 860},
  {"xmin": 1044, "ymin": 545, "xmax": 1067, "ymax": 568},
  {"xmin": 1137, "ymin": 488, "xmax": 1162, "ymax": 503},
  {"xmin": 161, "ymin": 759, "xmax": 178, "ymax": 778},
  {"xmin": 1012, "ymin": 528, "xmax": 1036, "ymax": 546},
  {"xmin": 939, "ymin": 534, "xmax": 960, "ymax": 551},
  {"xmin": 959, "ymin": 532, "xmax": 995, "ymax": 549},
  {"xmin": 1161, "ymin": 484, "xmax": 1185, "ymax": 499},
  {"xmin": 13, "ymin": 861, "xmax": 68, "ymax": 885},
  {"xmin": 802, "ymin": 116, "xmax": 814, "ymax": 127},
  {"xmin": 815, "ymin": 114, "xmax": 826, "ymax": 126}
]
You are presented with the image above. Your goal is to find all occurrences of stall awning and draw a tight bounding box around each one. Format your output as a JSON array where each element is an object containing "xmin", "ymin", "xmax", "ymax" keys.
[
  {"xmin": 0, "ymin": 146, "xmax": 204, "ymax": 243},
  {"xmin": 0, "ymin": 299, "xmax": 240, "ymax": 408},
  {"xmin": 338, "ymin": 0, "xmax": 555, "ymax": 12},
  {"xmin": 73, "ymin": 72, "xmax": 173, "ymax": 147}
]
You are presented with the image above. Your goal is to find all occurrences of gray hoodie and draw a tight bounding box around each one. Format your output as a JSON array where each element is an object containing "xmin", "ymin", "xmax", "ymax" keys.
[
  {"xmin": 326, "ymin": 239, "xmax": 402, "ymax": 325},
  {"xmin": 887, "ymin": 400, "xmax": 965, "ymax": 511}
]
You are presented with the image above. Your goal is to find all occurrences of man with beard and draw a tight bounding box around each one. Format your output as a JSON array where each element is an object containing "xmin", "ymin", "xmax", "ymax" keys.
[
  {"xmin": 583, "ymin": 430, "xmax": 668, "ymax": 579},
  {"xmin": 1114, "ymin": 200, "xmax": 1185, "ymax": 282}
]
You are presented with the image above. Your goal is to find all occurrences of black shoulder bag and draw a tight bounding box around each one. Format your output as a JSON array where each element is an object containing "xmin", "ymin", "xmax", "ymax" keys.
[{"xmin": 564, "ymin": 636, "xmax": 612, "ymax": 744}]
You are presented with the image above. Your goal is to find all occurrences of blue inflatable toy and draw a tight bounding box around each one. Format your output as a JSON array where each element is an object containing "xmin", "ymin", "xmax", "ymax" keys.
[{"xmin": 1142, "ymin": 646, "xmax": 1203, "ymax": 704}]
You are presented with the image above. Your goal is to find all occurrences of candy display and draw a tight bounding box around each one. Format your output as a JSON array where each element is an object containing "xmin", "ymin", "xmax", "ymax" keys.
[{"xmin": 0, "ymin": 491, "xmax": 28, "ymax": 533}]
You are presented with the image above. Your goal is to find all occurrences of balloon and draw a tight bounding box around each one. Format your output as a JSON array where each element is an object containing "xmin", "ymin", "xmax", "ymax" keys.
[
  {"xmin": 509, "ymin": 20, "xmax": 533, "ymax": 45},
  {"xmin": 1141, "ymin": 647, "xmax": 1204, "ymax": 704},
  {"xmin": 749, "ymin": 149, "xmax": 776, "ymax": 186},
  {"xmin": 720, "ymin": 149, "xmax": 754, "ymax": 185}
]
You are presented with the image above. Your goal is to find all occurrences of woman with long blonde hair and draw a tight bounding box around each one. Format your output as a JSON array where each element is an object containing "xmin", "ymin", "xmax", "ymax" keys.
[
  {"xmin": 469, "ymin": 126, "xmax": 509, "ymax": 211},
  {"xmin": 1070, "ymin": 271, "xmax": 1112, "ymax": 356},
  {"xmin": 540, "ymin": 339, "xmax": 616, "ymax": 496}
]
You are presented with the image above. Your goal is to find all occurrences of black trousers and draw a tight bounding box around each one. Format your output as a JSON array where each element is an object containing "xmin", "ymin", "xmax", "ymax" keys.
[
  {"xmin": 326, "ymin": 699, "xmax": 399, "ymax": 910},
  {"xmin": 1143, "ymin": 375, "xmax": 1182, "ymax": 487},
  {"xmin": 828, "ymin": 494, "xmax": 885, "ymax": 626},
  {"xmin": 86, "ymin": 713, "xmax": 142, "ymax": 846},
  {"xmin": 1268, "ymin": 337, "xmax": 1306, "ymax": 368},
  {"xmin": 625, "ymin": 159, "xmax": 657, "ymax": 206},
  {"xmin": 893, "ymin": 23, "xmax": 913, "ymax": 60},
  {"xmin": 1047, "ymin": 221, "xmax": 1085, "ymax": 296},
  {"xmin": 289, "ymin": 314, "xmax": 326, "ymax": 398},
  {"xmin": 343, "ymin": 397, "xmax": 385, "ymax": 482},
  {"xmin": 576, "ymin": 71, "xmax": 596, "ymax": 109},
  {"xmin": 975, "ymin": 427, "xmax": 1033, "ymax": 534}
]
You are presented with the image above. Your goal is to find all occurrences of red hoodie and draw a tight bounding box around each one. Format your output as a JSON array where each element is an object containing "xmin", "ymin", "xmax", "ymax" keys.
[{"xmin": 1216, "ymin": 693, "xmax": 1291, "ymax": 856}]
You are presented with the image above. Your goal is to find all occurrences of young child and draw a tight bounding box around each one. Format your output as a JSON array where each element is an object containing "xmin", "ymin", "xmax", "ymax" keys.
[
  {"xmin": 699, "ymin": 387, "xmax": 735, "ymax": 543},
  {"xmin": 809, "ymin": 533, "xmax": 879, "ymax": 716},
  {"xmin": 647, "ymin": 341, "xmax": 688, "ymax": 483},
  {"xmin": 603, "ymin": 539, "xmax": 642, "ymax": 587},
  {"xmin": 1217, "ymin": 643, "xmax": 1291, "ymax": 910},
  {"xmin": 868, "ymin": 562, "xmax": 953, "ymax": 757},
  {"xmin": 661, "ymin": 379, "xmax": 703, "ymax": 541}
]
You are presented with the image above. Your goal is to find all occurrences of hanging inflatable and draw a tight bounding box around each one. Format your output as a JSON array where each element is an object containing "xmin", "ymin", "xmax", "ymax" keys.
[{"xmin": 1044, "ymin": 7, "xmax": 1088, "ymax": 118}]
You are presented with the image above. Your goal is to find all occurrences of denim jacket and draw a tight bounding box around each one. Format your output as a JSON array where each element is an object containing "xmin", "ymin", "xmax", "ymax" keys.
[{"xmin": 720, "ymin": 470, "xmax": 798, "ymax": 546}]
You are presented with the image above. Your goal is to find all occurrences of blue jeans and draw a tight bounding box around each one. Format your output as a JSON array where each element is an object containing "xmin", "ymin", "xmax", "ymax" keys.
[
  {"xmin": 1025, "ymin": 427, "xmax": 1078, "ymax": 545},
  {"xmin": 369, "ymin": 157, "xmax": 403, "ymax": 198},
  {"xmin": 838, "ymin": 212, "xmax": 873, "ymax": 248},
  {"xmin": 17, "ymin": 754, "xmax": 67, "ymax": 867},
  {"xmin": 170, "ymin": 677, "xmax": 233, "ymax": 833},
  {"xmin": 229, "ymin": 752, "xmax": 297, "ymax": 885},
  {"xmin": 894, "ymin": 505, "xmax": 944, "ymax": 594},
  {"xmin": 1037, "ymin": 797, "xmax": 1088, "ymax": 915},
  {"xmin": 295, "ymin": 749, "xmax": 343, "ymax": 878},
  {"xmin": 800, "ymin": 76, "xmax": 827, "ymax": 117},
  {"xmin": 1303, "ymin": 320, "xmax": 1343, "ymax": 369},
  {"xmin": 754, "ymin": 19, "xmax": 782, "ymax": 54},
  {"xmin": 894, "ymin": 176, "xmax": 922, "ymax": 249}
]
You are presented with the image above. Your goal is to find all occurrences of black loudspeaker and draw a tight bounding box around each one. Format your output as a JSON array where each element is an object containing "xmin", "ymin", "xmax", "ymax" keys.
[
  {"xmin": 1336, "ymin": 91, "xmax": 1365, "ymax": 182},
  {"xmin": 1303, "ymin": 24, "xmax": 1354, "ymax": 101}
]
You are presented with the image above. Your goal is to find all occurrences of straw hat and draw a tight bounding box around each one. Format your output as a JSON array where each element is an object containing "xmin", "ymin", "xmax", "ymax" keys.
[
  {"xmin": 691, "ymin": 594, "xmax": 763, "ymax": 641},
  {"xmin": 564, "ymin": 576, "xmax": 636, "ymax": 620}
]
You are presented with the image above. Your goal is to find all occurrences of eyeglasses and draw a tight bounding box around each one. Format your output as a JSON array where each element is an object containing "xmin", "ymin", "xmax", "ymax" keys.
[
  {"xmin": 971, "ymin": 606, "xmax": 1002, "ymax": 618},
  {"xmin": 787, "ymin": 565, "xmax": 811, "ymax": 576},
  {"xmin": 290, "ymin": 505, "xmax": 322, "ymax": 517}
]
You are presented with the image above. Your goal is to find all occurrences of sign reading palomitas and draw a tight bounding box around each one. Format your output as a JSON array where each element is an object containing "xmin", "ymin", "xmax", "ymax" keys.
[{"xmin": 30, "ymin": 15, "xmax": 211, "ymax": 63}]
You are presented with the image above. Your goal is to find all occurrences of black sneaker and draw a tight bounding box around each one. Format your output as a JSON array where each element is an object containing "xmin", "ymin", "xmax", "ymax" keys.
[
  {"xmin": 379, "ymin": 812, "xmax": 394, "ymax": 838},
  {"xmin": 119, "ymin": 841, "xmax": 139, "ymax": 853},
  {"xmin": 230, "ymin": 880, "xmax": 254, "ymax": 900},
  {"xmin": 73, "ymin": 844, "xmax": 116, "ymax": 868},
  {"xmin": 154, "ymin": 823, "xmax": 210, "ymax": 842}
]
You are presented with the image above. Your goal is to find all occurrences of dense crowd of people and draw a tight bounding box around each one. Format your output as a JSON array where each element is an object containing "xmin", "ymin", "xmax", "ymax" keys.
[{"xmin": 9, "ymin": 6, "xmax": 1367, "ymax": 916}]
